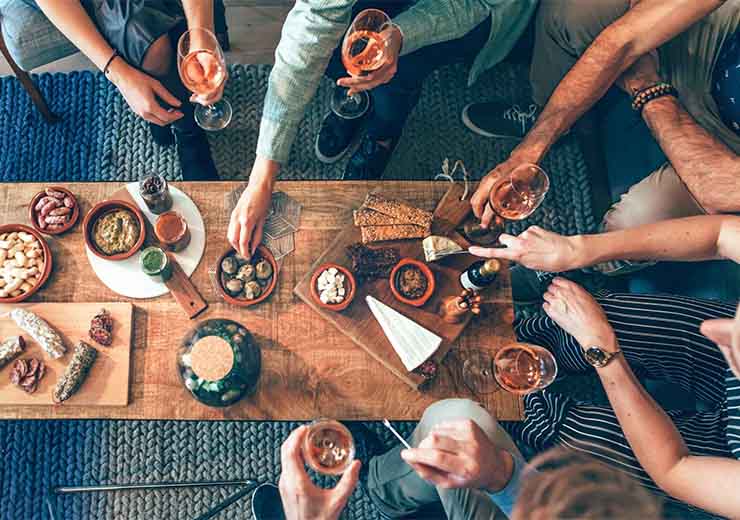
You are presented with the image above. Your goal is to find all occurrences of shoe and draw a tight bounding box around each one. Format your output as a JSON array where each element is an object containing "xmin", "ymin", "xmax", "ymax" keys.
[
  {"xmin": 148, "ymin": 122, "xmax": 175, "ymax": 147},
  {"xmin": 343, "ymin": 135, "xmax": 398, "ymax": 181},
  {"xmin": 315, "ymin": 110, "xmax": 366, "ymax": 164},
  {"xmin": 251, "ymin": 483, "xmax": 286, "ymax": 520},
  {"xmin": 462, "ymin": 101, "xmax": 541, "ymax": 140},
  {"xmin": 174, "ymin": 128, "xmax": 219, "ymax": 181}
]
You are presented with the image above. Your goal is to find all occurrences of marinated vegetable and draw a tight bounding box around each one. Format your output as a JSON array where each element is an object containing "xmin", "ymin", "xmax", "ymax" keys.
[{"xmin": 92, "ymin": 209, "xmax": 140, "ymax": 256}]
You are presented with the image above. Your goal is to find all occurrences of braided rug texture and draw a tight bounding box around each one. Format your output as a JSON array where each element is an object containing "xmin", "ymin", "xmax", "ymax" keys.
[{"xmin": 0, "ymin": 63, "xmax": 595, "ymax": 237}]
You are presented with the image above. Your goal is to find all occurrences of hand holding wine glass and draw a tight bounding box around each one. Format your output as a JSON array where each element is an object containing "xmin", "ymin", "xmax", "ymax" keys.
[
  {"xmin": 336, "ymin": 23, "xmax": 403, "ymax": 96},
  {"xmin": 177, "ymin": 28, "xmax": 232, "ymax": 131}
]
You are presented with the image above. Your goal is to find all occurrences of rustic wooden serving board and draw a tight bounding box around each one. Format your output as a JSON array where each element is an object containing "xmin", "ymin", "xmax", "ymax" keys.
[
  {"xmin": 294, "ymin": 184, "xmax": 506, "ymax": 390},
  {"xmin": 0, "ymin": 302, "xmax": 133, "ymax": 407}
]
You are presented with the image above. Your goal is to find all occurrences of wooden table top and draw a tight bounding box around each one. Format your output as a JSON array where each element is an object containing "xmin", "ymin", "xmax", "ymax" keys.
[{"xmin": 0, "ymin": 181, "xmax": 523, "ymax": 421}]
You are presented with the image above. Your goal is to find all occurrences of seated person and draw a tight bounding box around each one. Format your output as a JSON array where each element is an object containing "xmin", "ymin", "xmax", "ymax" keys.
[
  {"xmin": 29, "ymin": 0, "xmax": 223, "ymax": 181},
  {"xmin": 472, "ymin": 214, "xmax": 740, "ymax": 518},
  {"xmin": 465, "ymin": 0, "xmax": 740, "ymax": 302},
  {"xmin": 227, "ymin": 0, "xmax": 538, "ymax": 259},
  {"xmin": 254, "ymin": 400, "xmax": 661, "ymax": 519}
]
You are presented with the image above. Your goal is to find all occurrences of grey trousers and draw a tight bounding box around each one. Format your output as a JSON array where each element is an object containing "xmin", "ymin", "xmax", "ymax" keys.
[{"xmin": 366, "ymin": 399, "xmax": 521, "ymax": 520}]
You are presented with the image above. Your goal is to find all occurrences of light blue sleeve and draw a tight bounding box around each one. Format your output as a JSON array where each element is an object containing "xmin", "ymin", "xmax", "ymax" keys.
[{"xmin": 487, "ymin": 450, "xmax": 529, "ymax": 517}]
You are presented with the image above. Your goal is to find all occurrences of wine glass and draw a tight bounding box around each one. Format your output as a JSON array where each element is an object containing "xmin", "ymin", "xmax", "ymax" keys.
[
  {"xmin": 461, "ymin": 349, "xmax": 500, "ymax": 395},
  {"xmin": 331, "ymin": 9, "xmax": 396, "ymax": 119},
  {"xmin": 301, "ymin": 419, "xmax": 355, "ymax": 476},
  {"xmin": 464, "ymin": 163, "xmax": 550, "ymax": 243},
  {"xmin": 177, "ymin": 28, "xmax": 232, "ymax": 131},
  {"xmin": 493, "ymin": 343, "xmax": 558, "ymax": 395}
]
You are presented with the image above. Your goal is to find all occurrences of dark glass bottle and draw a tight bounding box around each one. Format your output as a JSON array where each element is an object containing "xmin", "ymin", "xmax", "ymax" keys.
[{"xmin": 460, "ymin": 259, "xmax": 500, "ymax": 292}]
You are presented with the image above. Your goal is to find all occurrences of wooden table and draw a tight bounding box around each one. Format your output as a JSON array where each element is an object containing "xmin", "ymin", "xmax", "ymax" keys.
[{"xmin": 0, "ymin": 182, "xmax": 523, "ymax": 421}]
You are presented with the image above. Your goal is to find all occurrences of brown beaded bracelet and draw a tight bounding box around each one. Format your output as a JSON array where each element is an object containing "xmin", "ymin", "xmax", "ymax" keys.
[{"xmin": 631, "ymin": 82, "xmax": 678, "ymax": 113}]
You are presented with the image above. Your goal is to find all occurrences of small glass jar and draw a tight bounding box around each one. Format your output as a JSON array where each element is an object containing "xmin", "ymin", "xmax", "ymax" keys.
[
  {"xmin": 140, "ymin": 246, "xmax": 172, "ymax": 281},
  {"xmin": 155, "ymin": 211, "xmax": 191, "ymax": 252},
  {"xmin": 139, "ymin": 173, "xmax": 173, "ymax": 214},
  {"xmin": 302, "ymin": 419, "xmax": 355, "ymax": 476}
]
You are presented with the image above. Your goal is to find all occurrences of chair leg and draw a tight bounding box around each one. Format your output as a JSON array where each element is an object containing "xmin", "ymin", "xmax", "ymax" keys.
[{"xmin": 0, "ymin": 26, "xmax": 60, "ymax": 124}]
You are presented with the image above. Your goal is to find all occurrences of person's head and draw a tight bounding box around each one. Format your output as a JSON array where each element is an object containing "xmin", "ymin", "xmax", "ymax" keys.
[{"xmin": 511, "ymin": 448, "xmax": 662, "ymax": 520}]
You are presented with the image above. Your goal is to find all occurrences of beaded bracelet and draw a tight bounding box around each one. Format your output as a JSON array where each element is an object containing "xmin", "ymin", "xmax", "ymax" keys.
[
  {"xmin": 631, "ymin": 82, "xmax": 678, "ymax": 113},
  {"xmin": 102, "ymin": 50, "xmax": 119, "ymax": 77}
]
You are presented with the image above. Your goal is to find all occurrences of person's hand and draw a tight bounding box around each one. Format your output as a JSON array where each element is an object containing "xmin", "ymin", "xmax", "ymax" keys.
[
  {"xmin": 400, "ymin": 420, "xmax": 514, "ymax": 492},
  {"xmin": 227, "ymin": 159, "xmax": 278, "ymax": 258},
  {"xmin": 336, "ymin": 26, "xmax": 403, "ymax": 96},
  {"xmin": 278, "ymin": 426, "xmax": 361, "ymax": 520},
  {"xmin": 617, "ymin": 50, "xmax": 661, "ymax": 96},
  {"xmin": 107, "ymin": 58, "xmax": 184, "ymax": 126},
  {"xmin": 185, "ymin": 49, "xmax": 228, "ymax": 106},
  {"xmin": 543, "ymin": 277, "xmax": 617, "ymax": 350},
  {"xmin": 468, "ymin": 226, "xmax": 582, "ymax": 272},
  {"xmin": 701, "ymin": 304, "xmax": 740, "ymax": 379}
]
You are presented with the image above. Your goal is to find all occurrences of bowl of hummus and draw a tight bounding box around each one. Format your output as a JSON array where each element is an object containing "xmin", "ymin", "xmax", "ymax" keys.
[{"xmin": 83, "ymin": 200, "xmax": 145, "ymax": 260}]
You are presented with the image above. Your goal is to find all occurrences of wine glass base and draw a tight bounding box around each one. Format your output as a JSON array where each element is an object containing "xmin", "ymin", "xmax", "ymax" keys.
[
  {"xmin": 195, "ymin": 99, "xmax": 233, "ymax": 131},
  {"xmin": 331, "ymin": 87, "xmax": 370, "ymax": 120},
  {"xmin": 462, "ymin": 350, "xmax": 500, "ymax": 395}
]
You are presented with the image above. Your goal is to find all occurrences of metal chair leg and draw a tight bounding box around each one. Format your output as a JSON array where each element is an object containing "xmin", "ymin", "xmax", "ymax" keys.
[{"xmin": 0, "ymin": 26, "xmax": 60, "ymax": 124}]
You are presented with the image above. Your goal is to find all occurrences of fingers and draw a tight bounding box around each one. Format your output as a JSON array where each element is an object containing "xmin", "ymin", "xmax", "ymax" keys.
[
  {"xmin": 480, "ymin": 203, "xmax": 496, "ymax": 229},
  {"xmin": 332, "ymin": 460, "xmax": 361, "ymax": 505},
  {"xmin": 337, "ymin": 65, "xmax": 396, "ymax": 95},
  {"xmin": 227, "ymin": 210, "xmax": 240, "ymax": 251},
  {"xmin": 470, "ymin": 173, "xmax": 498, "ymax": 219},
  {"xmin": 468, "ymin": 245, "xmax": 516, "ymax": 261},
  {"xmin": 280, "ymin": 425, "xmax": 309, "ymax": 476},
  {"xmin": 238, "ymin": 219, "xmax": 255, "ymax": 260},
  {"xmin": 418, "ymin": 431, "xmax": 462, "ymax": 453},
  {"xmin": 718, "ymin": 344, "xmax": 740, "ymax": 380},
  {"xmin": 251, "ymin": 218, "xmax": 265, "ymax": 256},
  {"xmin": 152, "ymin": 80, "xmax": 182, "ymax": 108},
  {"xmin": 405, "ymin": 461, "xmax": 462, "ymax": 488},
  {"xmin": 700, "ymin": 319, "xmax": 734, "ymax": 348},
  {"xmin": 401, "ymin": 448, "xmax": 460, "ymax": 475}
]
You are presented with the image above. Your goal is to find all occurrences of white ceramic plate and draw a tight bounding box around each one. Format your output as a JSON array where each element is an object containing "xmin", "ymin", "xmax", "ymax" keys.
[{"xmin": 85, "ymin": 183, "xmax": 206, "ymax": 299}]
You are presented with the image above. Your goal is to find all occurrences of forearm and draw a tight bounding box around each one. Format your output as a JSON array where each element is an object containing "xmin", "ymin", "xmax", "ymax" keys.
[
  {"xmin": 34, "ymin": 1, "xmax": 115, "ymax": 71},
  {"xmin": 573, "ymin": 215, "xmax": 736, "ymax": 268},
  {"xmin": 642, "ymin": 96, "xmax": 740, "ymax": 213},
  {"xmin": 182, "ymin": 0, "xmax": 214, "ymax": 31}
]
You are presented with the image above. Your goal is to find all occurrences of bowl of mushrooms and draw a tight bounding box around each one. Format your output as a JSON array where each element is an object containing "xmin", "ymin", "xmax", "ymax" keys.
[
  {"xmin": 0, "ymin": 224, "xmax": 52, "ymax": 302},
  {"xmin": 216, "ymin": 245, "xmax": 278, "ymax": 307}
]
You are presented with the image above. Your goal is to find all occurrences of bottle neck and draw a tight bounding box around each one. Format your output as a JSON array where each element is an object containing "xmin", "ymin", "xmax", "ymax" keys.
[{"xmin": 478, "ymin": 259, "xmax": 500, "ymax": 277}]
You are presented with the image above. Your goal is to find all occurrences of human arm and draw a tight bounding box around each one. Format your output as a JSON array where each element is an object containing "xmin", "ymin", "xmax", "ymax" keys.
[
  {"xmin": 543, "ymin": 278, "xmax": 740, "ymax": 518},
  {"xmin": 278, "ymin": 425, "xmax": 360, "ymax": 520},
  {"xmin": 469, "ymin": 215, "xmax": 740, "ymax": 271},
  {"xmin": 228, "ymin": 0, "xmax": 354, "ymax": 257},
  {"xmin": 702, "ymin": 304, "xmax": 740, "ymax": 380},
  {"xmin": 470, "ymin": 0, "xmax": 727, "ymax": 223},
  {"xmin": 182, "ymin": 0, "xmax": 214, "ymax": 31}
]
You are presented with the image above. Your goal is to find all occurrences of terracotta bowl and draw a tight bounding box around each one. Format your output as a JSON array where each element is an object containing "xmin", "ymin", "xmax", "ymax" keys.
[
  {"xmin": 390, "ymin": 258, "xmax": 435, "ymax": 307},
  {"xmin": 83, "ymin": 200, "xmax": 146, "ymax": 261},
  {"xmin": 29, "ymin": 186, "xmax": 80, "ymax": 236},
  {"xmin": 310, "ymin": 263, "xmax": 356, "ymax": 312},
  {"xmin": 216, "ymin": 245, "xmax": 278, "ymax": 307},
  {"xmin": 0, "ymin": 224, "xmax": 53, "ymax": 303}
]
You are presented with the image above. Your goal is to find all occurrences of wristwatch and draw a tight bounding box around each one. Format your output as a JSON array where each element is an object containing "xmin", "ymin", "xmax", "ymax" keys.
[{"xmin": 583, "ymin": 346, "xmax": 623, "ymax": 368}]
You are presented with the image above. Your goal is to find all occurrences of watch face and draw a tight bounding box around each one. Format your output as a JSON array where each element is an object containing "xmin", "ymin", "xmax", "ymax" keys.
[{"xmin": 585, "ymin": 347, "xmax": 608, "ymax": 367}]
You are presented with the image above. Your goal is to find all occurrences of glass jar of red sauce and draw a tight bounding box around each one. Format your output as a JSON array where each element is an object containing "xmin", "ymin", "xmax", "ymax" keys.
[{"xmin": 155, "ymin": 211, "xmax": 190, "ymax": 252}]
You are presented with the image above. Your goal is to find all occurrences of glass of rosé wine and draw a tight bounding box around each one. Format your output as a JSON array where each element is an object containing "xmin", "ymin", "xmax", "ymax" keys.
[
  {"xmin": 177, "ymin": 28, "xmax": 232, "ymax": 131},
  {"xmin": 302, "ymin": 419, "xmax": 356, "ymax": 476},
  {"xmin": 493, "ymin": 343, "xmax": 557, "ymax": 395},
  {"xmin": 331, "ymin": 9, "xmax": 398, "ymax": 120}
]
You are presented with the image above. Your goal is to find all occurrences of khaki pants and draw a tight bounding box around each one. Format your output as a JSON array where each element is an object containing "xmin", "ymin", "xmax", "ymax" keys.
[
  {"xmin": 366, "ymin": 399, "xmax": 520, "ymax": 519},
  {"xmin": 529, "ymin": 0, "xmax": 740, "ymax": 233}
]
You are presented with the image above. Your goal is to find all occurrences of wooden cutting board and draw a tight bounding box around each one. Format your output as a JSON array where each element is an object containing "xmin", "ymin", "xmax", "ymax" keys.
[
  {"xmin": 294, "ymin": 184, "xmax": 509, "ymax": 390},
  {"xmin": 0, "ymin": 302, "xmax": 133, "ymax": 407}
]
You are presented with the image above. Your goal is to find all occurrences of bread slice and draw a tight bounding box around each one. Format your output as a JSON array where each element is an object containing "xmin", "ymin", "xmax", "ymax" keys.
[
  {"xmin": 361, "ymin": 224, "xmax": 430, "ymax": 244},
  {"xmin": 363, "ymin": 193, "xmax": 433, "ymax": 228},
  {"xmin": 353, "ymin": 208, "xmax": 407, "ymax": 227}
]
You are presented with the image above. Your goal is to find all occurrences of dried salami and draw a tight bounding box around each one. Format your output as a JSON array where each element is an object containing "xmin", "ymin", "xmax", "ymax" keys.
[
  {"xmin": 89, "ymin": 309, "xmax": 114, "ymax": 346},
  {"xmin": 0, "ymin": 336, "xmax": 24, "ymax": 369},
  {"xmin": 53, "ymin": 341, "xmax": 97, "ymax": 403}
]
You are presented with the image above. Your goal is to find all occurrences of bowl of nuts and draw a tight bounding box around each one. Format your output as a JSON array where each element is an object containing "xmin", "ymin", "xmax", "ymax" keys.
[
  {"xmin": 310, "ymin": 263, "xmax": 356, "ymax": 312},
  {"xmin": 0, "ymin": 224, "xmax": 52, "ymax": 302},
  {"xmin": 29, "ymin": 186, "xmax": 79, "ymax": 235},
  {"xmin": 216, "ymin": 245, "xmax": 278, "ymax": 307}
]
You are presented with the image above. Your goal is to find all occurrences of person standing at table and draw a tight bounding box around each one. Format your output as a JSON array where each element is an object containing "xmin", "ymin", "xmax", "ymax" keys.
[
  {"xmin": 28, "ymin": 0, "xmax": 225, "ymax": 181},
  {"xmin": 227, "ymin": 0, "xmax": 538, "ymax": 259}
]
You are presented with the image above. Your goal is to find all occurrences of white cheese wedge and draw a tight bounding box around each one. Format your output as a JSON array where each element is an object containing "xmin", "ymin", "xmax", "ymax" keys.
[{"xmin": 366, "ymin": 295, "xmax": 442, "ymax": 372}]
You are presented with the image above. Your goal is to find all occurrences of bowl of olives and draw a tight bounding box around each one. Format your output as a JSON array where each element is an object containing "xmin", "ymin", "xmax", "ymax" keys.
[
  {"xmin": 216, "ymin": 245, "xmax": 278, "ymax": 307},
  {"xmin": 176, "ymin": 318, "xmax": 261, "ymax": 407}
]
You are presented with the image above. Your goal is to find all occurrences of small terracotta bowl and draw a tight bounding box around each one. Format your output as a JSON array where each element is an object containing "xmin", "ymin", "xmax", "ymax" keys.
[
  {"xmin": 29, "ymin": 186, "xmax": 80, "ymax": 235},
  {"xmin": 216, "ymin": 245, "xmax": 278, "ymax": 307},
  {"xmin": 310, "ymin": 263, "xmax": 357, "ymax": 312},
  {"xmin": 83, "ymin": 200, "xmax": 146, "ymax": 261},
  {"xmin": 0, "ymin": 224, "xmax": 53, "ymax": 303},
  {"xmin": 390, "ymin": 258, "xmax": 435, "ymax": 307}
]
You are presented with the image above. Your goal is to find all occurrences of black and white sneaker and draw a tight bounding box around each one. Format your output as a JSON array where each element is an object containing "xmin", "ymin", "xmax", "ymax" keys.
[
  {"xmin": 315, "ymin": 110, "xmax": 366, "ymax": 164},
  {"xmin": 462, "ymin": 101, "xmax": 542, "ymax": 140}
]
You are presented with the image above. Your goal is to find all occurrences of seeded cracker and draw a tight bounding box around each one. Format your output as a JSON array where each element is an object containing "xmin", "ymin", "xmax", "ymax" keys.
[{"xmin": 362, "ymin": 193, "xmax": 433, "ymax": 228}]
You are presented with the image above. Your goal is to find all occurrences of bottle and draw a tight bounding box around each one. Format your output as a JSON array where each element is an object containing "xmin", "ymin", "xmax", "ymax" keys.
[{"xmin": 460, "ymin": 259, "xmax": 500, "ymax": 292}]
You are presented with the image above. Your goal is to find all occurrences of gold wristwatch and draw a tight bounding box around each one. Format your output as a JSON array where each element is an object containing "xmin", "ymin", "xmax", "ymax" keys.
[{"xmin": 583, "ymin": 346, "xmax": 623, "ymax": 368}]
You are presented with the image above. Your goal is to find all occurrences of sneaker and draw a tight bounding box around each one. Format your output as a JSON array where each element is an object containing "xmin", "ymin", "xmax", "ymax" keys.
[
  {"xmin": 251, "ymin": 483, "xmax": 286, "ymax": 520},
  {"xmin": 343, "ymin": 135, "xmax": 398, "ymax": 180},
  {"xmin": 148, "ymin": 122, "xmax": 175, "ymax": 147},
  {"xmin": 174, "ymin": 128, "xmax": 220, "ymax": 181},
  {"xmin": 315, "ymin": 110, "xmax": 366, "ymax": 164},
  {"xmin": 462, "ymin": 101, "xmax": 541, "ymax": 139}
]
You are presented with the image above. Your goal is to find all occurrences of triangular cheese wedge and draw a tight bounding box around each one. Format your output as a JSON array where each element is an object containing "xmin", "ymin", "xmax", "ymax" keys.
[{"xmin": 366, "ymin": 295, "xmax": 442, "ymax": 372}]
